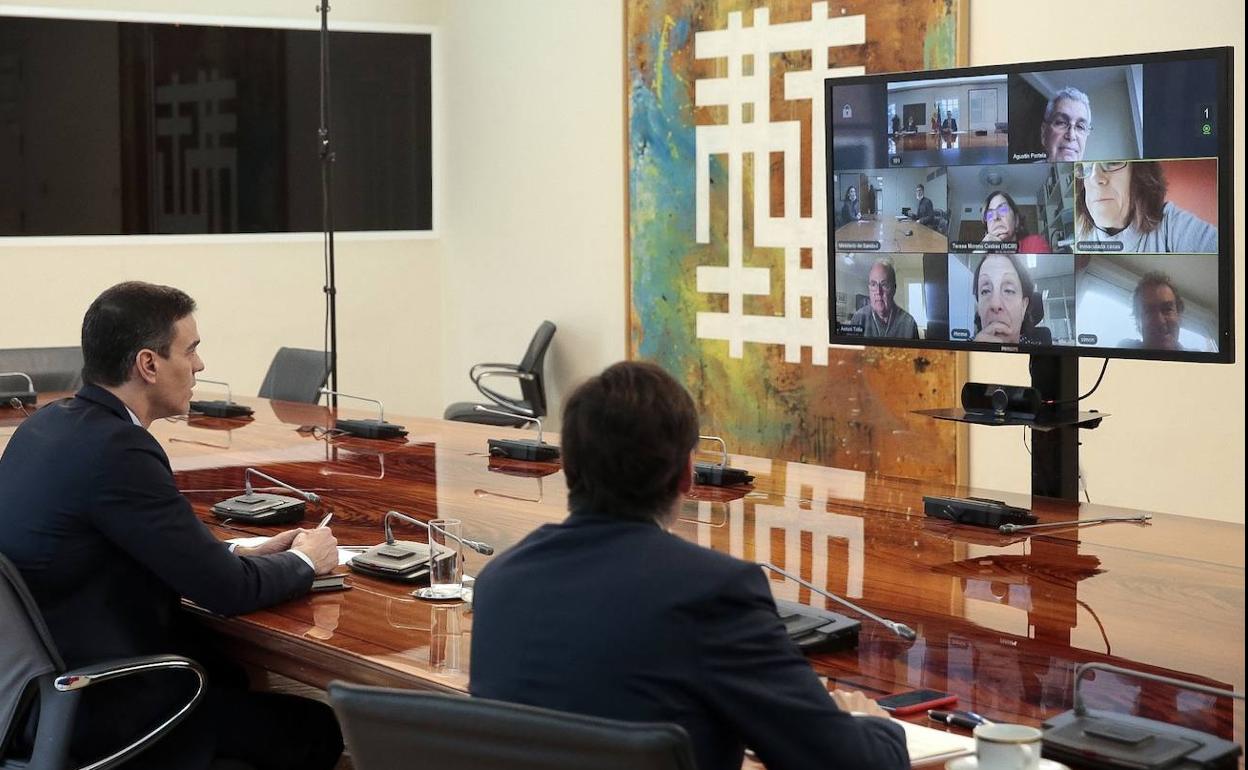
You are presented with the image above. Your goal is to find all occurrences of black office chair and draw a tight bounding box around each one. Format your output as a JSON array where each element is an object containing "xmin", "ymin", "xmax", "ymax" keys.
[
  {"xmin": 0, "ymin": 347, "xmax": 84, "ymax": 397},
  {"xmin": 0, "ymin": 554, "xmax": 206, "ymax": 770},
  {"xmin": 328, "ymin": 682, "xmax": 696, "ymax": 770},
  {"xmin": 257, "ymin": 347, "xmax": 331, "ymax": 404},
  {"xmin": 443, "ymin": 321, "xmax": 555, "ymax": 427}
]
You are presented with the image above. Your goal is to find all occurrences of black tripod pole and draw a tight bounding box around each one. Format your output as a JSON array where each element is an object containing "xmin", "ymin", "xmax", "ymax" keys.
[{"xmin": 318, "ymin": 0, "xmax": 338, "ymax": 409}]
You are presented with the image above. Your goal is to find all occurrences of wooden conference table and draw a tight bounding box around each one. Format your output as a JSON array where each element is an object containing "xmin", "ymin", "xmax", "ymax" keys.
[
  {"xmin": 2, "ymin": 394, "xmax": 1243, "ymax": 758},
  {"xmin": 834, "ymin": 216, "xmax": 948, "ymax": 253}
]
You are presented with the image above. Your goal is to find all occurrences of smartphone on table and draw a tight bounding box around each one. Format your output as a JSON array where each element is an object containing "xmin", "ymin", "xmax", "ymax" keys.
[{"xmin": 875, "ymin": 689, "xmax": 957, "ymax": 716}]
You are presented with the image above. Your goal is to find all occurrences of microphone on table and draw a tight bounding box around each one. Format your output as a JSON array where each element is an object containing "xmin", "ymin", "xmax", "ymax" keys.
[
  {"xmin": 1, "ymin": 371, "xmax": 37, "ymax": 409},
  {"xmin": 475, "ymin": 406, "xmax": 560, "ymax": 462},
  {"xmin": 1042, "ymin": 662, "xmax": 1245, "ymax": 769},
  {"xmin": 211, "ymin": 468, "xmax": 321, "ymax": 525},
  {"xmin": 693, "ymin": 434, "xmax": 753, "ymax": 487},
  {"xmin": 348, "ymin": 509, "xmax": 494, "ymax": 583},
  {"xmin": 319, "ymin": 387, "xmax": 407, "ymax": 439},
  {"xmin": 761, "ymin": 562, "xmax": 917, "ymax": 642},
  {"xmin": 189, "ymin": 377, "xmax": 254, "ymax": 418}
]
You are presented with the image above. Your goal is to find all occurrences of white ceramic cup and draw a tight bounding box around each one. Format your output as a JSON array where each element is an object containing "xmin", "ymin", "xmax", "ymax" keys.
[{"xmin": 973, "ymin": 723, "xmax": 1042, "ymax": 770}]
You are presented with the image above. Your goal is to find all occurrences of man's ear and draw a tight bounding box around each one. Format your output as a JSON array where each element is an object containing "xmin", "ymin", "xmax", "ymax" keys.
[
  {"xmin": 677, "ymin": 451, "xmax": 695, "ymax": 495},
  {"xmin": 134, "ymin": 349, "xmax": 159, "ymax": 385}
]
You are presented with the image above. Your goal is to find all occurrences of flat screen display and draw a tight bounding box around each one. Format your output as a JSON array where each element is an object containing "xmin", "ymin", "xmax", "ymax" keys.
[{"xmin": 825, "ymin": 48, "xmax": 1233, "ymax": 362}]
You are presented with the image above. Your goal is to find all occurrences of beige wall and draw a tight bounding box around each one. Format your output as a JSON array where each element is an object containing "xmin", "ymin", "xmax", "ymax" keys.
[
  {"xmin": 439, "ymin": 1, "xmax": 626, "ymax": 419},
  {"xmin": 967, "ymin": 0, "xmax": 1245, "ymax": 522},
  {"xmin": 1, "ymin": 0, "xmax": 1242, "ymax": 521}
]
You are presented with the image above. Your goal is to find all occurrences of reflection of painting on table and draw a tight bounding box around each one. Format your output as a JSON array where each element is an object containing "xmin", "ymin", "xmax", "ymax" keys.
[{"xmin": 627, "ymin": 0, "xmax": 969, "ymax": 481}]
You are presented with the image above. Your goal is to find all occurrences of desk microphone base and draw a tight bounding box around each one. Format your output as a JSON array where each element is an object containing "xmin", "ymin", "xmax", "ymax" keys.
[
  {"xmin": 1042, "ymin": 708, "xmax": 1241, "ymax": 770},
  {"xmin": 1, "ymin": 389, "xmax": 36, "ymax": 406},
  {"xmin": 190, "ymin": 400, "xmax": 255, "ymax": 418},
  {"xmin": 488, "ymin": 438, "xmax": 560, "ymax": 462},
  {"xmin": 211, "ymin": 493, "xmax": 306, "ymax": 525},
  {"xmin": 775, "ymin": 600, "xmax": 860, "ymax": 653},
  {"xmin": 335, "ymin": 419, "xmax": 408, "ymax": 440}
]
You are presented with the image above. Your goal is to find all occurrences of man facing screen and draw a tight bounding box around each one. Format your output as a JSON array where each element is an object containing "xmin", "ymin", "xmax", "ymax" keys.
[
  {"xmin": 851, "ymin": 259, "xmax": 920, "ymax": 339},
  {"xmin": 469, "ymin": 361, "xmax": 909, "ymax": 770}
]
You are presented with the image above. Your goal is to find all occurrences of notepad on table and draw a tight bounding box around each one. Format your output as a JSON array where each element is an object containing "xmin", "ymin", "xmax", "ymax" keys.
[{"xmin": 893, "ymin": 718, "xmax": 975, "ymax": 765}]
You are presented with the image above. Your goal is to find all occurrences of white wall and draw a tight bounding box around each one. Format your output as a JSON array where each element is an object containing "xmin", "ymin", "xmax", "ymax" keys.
[
  {"xmin": 439, "ymin": 1, "xmax": 625, "ymax": 422},
  {"xmin": 968, "ymin": 0, "xmax": 1245, "ymax": 521}
]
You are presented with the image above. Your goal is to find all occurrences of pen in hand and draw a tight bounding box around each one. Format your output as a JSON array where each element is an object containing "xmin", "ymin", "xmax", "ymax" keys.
[{"xmin": 318, "ymin": 512, "xmax": 333, "ymax": 529}]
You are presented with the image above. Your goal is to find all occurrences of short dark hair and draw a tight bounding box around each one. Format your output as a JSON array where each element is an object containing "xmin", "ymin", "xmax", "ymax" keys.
[
  {"xmin": 1133, "ymin": 271, "xmax": 1184, "ymax": 318},
  {"xmin": 916, "ymin": 184, "xmax": 925, "ymax": 193},
  {"xmin": 560, "ymin": 361, "xmax": 699, "ymax": 521},
  {"xmin": 81, "ymin": 282, "xmax": 197, "ymax": 387}
]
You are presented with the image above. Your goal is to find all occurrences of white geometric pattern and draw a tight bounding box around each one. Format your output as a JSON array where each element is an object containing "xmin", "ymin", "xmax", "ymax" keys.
[{"xmin": 693, "ymin": 3, "xmax": 865, "ymax": 365}]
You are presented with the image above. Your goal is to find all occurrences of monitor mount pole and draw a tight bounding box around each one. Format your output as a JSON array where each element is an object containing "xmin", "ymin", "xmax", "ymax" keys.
[
  {"xmin": 1029, "ymin": 355, "xmax": 1079, "ymax": 501},
  {"xmin": 318, "ymin": 0, "xmax": 338, "ymax": 409}
]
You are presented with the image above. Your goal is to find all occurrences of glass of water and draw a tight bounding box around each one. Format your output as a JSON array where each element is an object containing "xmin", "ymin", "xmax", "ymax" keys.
[{"xmin": 417, "ymin": 518, "xmax": 463, "ymax": 600}]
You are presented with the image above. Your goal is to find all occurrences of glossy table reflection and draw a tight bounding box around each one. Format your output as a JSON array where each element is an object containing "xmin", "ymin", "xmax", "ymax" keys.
[{"xmin": 2, "ymin": 395, "xmax": 1242, "ymax": 758}]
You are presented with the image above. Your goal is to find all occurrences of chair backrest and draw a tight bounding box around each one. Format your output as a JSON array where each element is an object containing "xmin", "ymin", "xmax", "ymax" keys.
[
  {"xmin": 257, "ymin": 348, "xmax": 331, "ymax": 404},
  {"xmin": 328, "ymin": 683, "xmax": 696, "ymax": 770},
  {"xmin": 0, "ymin": 348, "xmax": 84, "ymax": 393},
  {"xmin": 0, "ymin": 554, "xmax": 65, "ymax": 763},
  {"xmin": 516, "ymin": 321, "xmax": 556, "ymax": 418}
]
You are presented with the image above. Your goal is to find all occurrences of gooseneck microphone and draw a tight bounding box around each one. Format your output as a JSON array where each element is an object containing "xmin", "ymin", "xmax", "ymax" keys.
[
  {"xmin": 319, "ymin": 387, "xmax": 407, "ymax": 439},
  {"xmin": 190, "ymin": 377, "xmax": 253, "ymax": 418},
  {"xmin": 475, "ymin": 406, "xmax": 560, "ymax": 462},
  {"xmin": 1, "ymin": 371, "xmax": 36, "ymax": 408},
  {"xmin": 244, "ymin": 468, "xmax": 321, "ymax": 504},
  {"xmin": 761, "ymin": 562, "xmax": 917, "ymax": 641},
  {"xmin": 999, "ymin": 514, "xmax": 1151, "ymax": 534},
  {"xmin": 346, "ymin": 510, "xmax": 495, "ymax": 583},
  {"xmin": 211, "ymin": 468, "xmax": 320, "ymax": 525},
  {"xmin": 384, "ymin": 510, "xmax": 495, "ymax": 555}
]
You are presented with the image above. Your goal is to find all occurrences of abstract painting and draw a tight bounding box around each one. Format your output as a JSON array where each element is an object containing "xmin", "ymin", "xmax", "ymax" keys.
[{"xmin": 628, "ymin": 0, "xmax": 969, "ymax": 482}]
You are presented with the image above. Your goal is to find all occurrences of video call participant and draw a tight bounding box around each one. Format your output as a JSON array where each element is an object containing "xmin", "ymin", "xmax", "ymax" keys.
[
  {"xmin": 841, "ymin": 185, "xmax": 862, "ymax": 225},
  {"xmin": 942, "ymin": 114, "xmax": 959, "ymax": 133},
  {"xmin": 1121, "ymin": 271, "xmax": 1188, "ymax": 350},
  {"xmin": 910, "ymin": 184, "xmax": 937, "ymax": 228},
  {"xmin": 1041, "ymin": 86, "xmax": 1092, "ymax": 162},
  {"xmin": 1074, "ymin": 160, "xmax": 1217, "ymax": 253},
  {"xmin": 851, "ymin": 259, "xmax": 920, "ymax": 339},
  {"xmin": 973, "ymin": 253, "xmax": 1048, "ymax": 344},
  {"xmin": 982, "ymin": 191, "xmax": 1050, "ymax": 252},
  {"xmin": 0, "ymin": 282, "xmax": 343, "ymax": 770},
  {"xmin": 470, "ymin": 361, "xmax": 909, "ymax": 770},
  {"xmin": 891, "ymin": 114, "xmax": 901, "ymax": 135}
]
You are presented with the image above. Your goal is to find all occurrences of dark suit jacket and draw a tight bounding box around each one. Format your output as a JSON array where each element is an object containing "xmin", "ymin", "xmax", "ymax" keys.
[
  {"xmin": 914, "ymin": 196, "xmax": 936, "ymax": 228},
  {"xmin": 470, "ymin": 511, "xmax": 909, "ymax": 770},
  {"xmin": 0, "ymin": 385, "xmax": 313, "ymax": 761}
]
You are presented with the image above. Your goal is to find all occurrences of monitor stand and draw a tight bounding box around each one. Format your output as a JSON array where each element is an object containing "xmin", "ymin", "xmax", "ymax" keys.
[
  {"xmin": 915, "ymin": 354, "xmax": 1107, "ymax": 503},
  {"xmin": 1029, "ymin": 355, "xmax": 1078, "ymax": 501}
]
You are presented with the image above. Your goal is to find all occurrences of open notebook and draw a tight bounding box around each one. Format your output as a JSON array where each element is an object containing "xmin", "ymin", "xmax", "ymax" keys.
[{"xmin": 894, "ymin": 718, "xmax": 975, "ymax": 765}]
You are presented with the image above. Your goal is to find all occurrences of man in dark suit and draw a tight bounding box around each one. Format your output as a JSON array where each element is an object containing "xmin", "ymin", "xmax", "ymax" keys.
[
  {"xmin": 0, "ymin": 282, "xmax": 343, "ymax": 770},
  {"xmin": 911, "ymin": 184, "xmax": 937, "ymax": 228},
  {"xmin": 470, "ymin": 362, "xmax": 908, "ymax": 770}
]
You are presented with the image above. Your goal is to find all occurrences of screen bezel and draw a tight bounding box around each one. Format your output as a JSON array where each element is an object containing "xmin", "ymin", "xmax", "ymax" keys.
[{"xmin": 823, "ymin": 46, "xmax": 1235, "ymax": 364}]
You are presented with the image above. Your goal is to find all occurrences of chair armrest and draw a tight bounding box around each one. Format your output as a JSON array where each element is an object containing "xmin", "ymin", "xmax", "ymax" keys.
[
  {"xmin": 53, "ymin": 655, "xmax": 206, "ymax": 770},
  {"xmin": 468, "ymin": 362, "xmax": 522, "ymax": 381},
  {"xmin": 470, "ymin": 367, "xmax": 537, "ymax": 416}
]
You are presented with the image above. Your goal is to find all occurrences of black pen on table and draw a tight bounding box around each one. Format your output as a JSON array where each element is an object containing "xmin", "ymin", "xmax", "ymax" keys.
[{"xmin": 927, "ymin": 709, "xmax": 991, "ymax": 730}]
